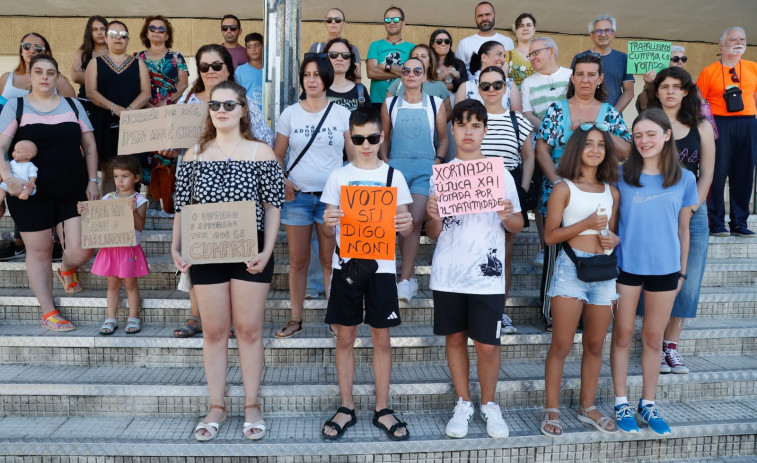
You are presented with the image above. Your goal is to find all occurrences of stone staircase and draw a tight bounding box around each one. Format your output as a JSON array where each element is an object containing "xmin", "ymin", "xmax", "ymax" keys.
[{"xmin": 0, "ymin": 212, "xmax": 756, "ymax": 462}]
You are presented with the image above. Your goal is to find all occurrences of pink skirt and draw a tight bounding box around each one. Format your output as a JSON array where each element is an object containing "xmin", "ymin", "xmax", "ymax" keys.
[{"xmin": 91, "ymin": 245, "xmax": 149, "ymax": 279}]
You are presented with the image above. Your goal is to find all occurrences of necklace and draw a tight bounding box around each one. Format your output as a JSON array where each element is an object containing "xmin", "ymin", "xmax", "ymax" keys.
[
  {"xmin": 387, "ymin": 37, "xmax": 403, "ymax": 45},
  {"xmin": 214, "ymin": 139, "xmax": 242, "ymax": 160}
]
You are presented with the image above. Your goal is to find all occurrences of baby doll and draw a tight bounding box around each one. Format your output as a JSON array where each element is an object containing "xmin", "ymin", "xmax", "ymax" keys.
[{"xmin": 0, "ymin": 140, "xmax": 38, "ymax": 201}]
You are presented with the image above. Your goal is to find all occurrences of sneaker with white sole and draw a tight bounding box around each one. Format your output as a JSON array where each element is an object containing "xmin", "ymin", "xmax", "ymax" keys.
[
  {"xmin": 660, "ymin": 349, "xmax": 672, "ymax": 374},
  {"xmin": 533, "ymin": 249, "xmax": 544, "ymax": 267},
  {"xmin": 664, "ymin": 343, "xmax": 689, "ymax": 374},
  {"xmin": 445, "ymin": 397, "xmax": 474, "ymax": 438},
  {"xmin": 501, "ymin": 314, "xmax": 517, "ymax": 334},
  {"xmin": 397, "ymin": 278, "xmax": 418, "ymax": 302},
  {"xmin": 636, "ymin": 400, "xmax": 671, "ymax": 435},
  {"xmin": 479, "ymin": 402, "xmax": 509, "ymax": 438}
]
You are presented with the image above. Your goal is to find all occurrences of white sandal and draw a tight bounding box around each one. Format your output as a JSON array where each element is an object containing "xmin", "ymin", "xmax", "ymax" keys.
[
  {"xmin": 243, "ymin": 404, "xmax": 266, "ymax": 440},
  {"xmin": 577, "ymin": 405, "xmax": 618, "ymax": 434},
  {"xmin": 540, "ymin": 407, "xmax": 563, "ymax": 437},
  {"xmin": 194, "ymin": 404, "xmax": 226, "ymax": 441}
]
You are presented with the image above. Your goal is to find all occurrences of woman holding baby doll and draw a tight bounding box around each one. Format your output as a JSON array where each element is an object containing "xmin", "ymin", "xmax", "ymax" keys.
[{"xmin": 0, "ymin": 54, "xmax": 100, "ymax": 332}]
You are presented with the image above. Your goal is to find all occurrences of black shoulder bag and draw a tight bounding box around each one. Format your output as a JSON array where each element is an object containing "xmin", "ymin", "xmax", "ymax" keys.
[
  {"xmin": 562, "ymin": 241, "xmax": 618, "ymax": 282},
  {"xmin": 283, "ymin": 102, "xmax": 334, "ymax": 178}
]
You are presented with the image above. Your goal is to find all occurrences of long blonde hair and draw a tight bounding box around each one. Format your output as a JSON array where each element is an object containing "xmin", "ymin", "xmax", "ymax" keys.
[{"xmin": 196, "ymin": 81, "xmax": 258, "ymax": 154}]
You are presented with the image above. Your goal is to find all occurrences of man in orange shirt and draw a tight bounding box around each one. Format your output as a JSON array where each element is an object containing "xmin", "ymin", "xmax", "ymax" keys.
[{"xmin": 697, "ymin": 27, "xmax": 757, "ymax": 236}]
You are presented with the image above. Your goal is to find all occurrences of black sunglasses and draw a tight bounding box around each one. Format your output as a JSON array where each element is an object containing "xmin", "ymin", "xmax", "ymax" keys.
[
  {"xmin": 199, "ymin": 61, "xmax": 224, "ymax": 73},
  {"xmin": 478, "ymin": 81, "xmax": 505, "ymax": 91},
  {"xmin": 221, "ymin": 25, "xmax": 239, "ymax": 32},
  {"xmin": 325, "ymin": 17, "xmax": 343, "ymax": 24},
  {"xmin": 729, "ymin": 67, "xmax": 740, "ymax": 83},
  {"xmin": 20, "ymin": 42, "xmax": 46, "ymax": 53},
  {"xmin": 149, "ymin": 25, "xmax": 167, "ymax": 33},
  {"xmin": 328, "ymin": 51, "xmax": 352, "ymax": 60},
  {"xmin": 671, "ymin": 56, "xmax": 688, "ymax": 63},
  {"xmin": 208, "ymin": 100, "xmax": 245, "ymax": 111},
  {"xmin": 434, "ymin": 38, "xmax": 451, "ymax": 45},
  {"xmin": 304, "ymin": 52, "xmax": 329, "ymax": 60},
  {"xmin": 351, "ymin": 134, "xmax": 381, "ymax": 145}
]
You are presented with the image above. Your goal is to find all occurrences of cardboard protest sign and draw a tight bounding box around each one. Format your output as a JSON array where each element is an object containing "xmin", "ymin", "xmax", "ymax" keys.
[
  {"xmin": 81, "ymin": 199, "xmax": 136, "ymax": 249},
  {"xmin": 339, "ymin": 186, "xmax": 397, "ymax": 260},
  {"xmin": 181, "ymin": 201, "xmax": 258, "ymax": 265},
  {"xmin": 117, "ymin": 103, "xmax": 208, "ymax": 155},
  {"xmin": 627, "ymin": 41, "xmax": 672, "ymax": 74},
  {"xmin": 433, "ymin": 158, "xmax": 506, "ymax": 217}
]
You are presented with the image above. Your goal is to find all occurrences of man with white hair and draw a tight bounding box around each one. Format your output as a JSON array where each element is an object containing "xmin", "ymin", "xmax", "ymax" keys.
[
  {"xmin": 521, "ymin": 37, "xmax": 572, "ymax": 128},
  {"xmin": 456, "ymin": 1, "xmax": 514, "ymax": 74},
  {"xmin": 571, "ymin": 14, "xmax": 634, "ymax": 111},
  {"xmin": 698, "ymin": 26, "xmax": 757, "ymax": 236}
]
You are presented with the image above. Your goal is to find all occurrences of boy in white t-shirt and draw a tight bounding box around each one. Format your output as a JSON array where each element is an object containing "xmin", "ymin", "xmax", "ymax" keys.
[
  {"xmin": 319, "ymin": 107, "xmax": 414, "ymax": 442},
  {"xmin": 426, "ymin": 99, "xmax": 523, "ymax": 439}
]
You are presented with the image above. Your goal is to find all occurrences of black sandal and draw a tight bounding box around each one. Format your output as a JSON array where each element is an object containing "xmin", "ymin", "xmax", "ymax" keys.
[
  {"xmin": 322, "ymin": 406, "xmax": 357, "ymax": 442},
  {"xmin": 372, "ymin": 408, "xmax": 409, "ymax": 441}
]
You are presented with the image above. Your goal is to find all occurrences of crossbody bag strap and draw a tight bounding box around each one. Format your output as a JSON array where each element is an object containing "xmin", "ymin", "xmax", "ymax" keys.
[
  {"xmin": 561, "ymin": 240, "xmax": 579, "ymax": 266},
  {"xmin": 284, "ymin": 102, "xmax": 334, "ymax": 178},
  {"xmin": 509, "ymin": 110, "xmax": 522, "ymax": 151}
]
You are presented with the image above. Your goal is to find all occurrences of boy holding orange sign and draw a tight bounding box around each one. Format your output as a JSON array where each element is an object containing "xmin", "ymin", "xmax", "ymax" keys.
[{"xmin": 319, "ymin": 107, "xmax": 414, "ymax": 442}]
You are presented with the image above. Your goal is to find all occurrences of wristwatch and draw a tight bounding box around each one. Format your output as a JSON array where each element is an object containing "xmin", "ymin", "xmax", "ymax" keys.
[
  {"xmin": 88, "ymin": 178, "xmax": 100, "ymax": 185},
  {"xmin": 679, "ymin": 272, "xmax": 687, "ymax": 280},
  {"xmin": 385, "ymin": 63, "xmax": 392, "ymax": 73}
]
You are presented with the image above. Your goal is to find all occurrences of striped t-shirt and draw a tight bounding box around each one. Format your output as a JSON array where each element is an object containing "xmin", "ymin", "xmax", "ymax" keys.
[
  {"xmin": 521, "ymin": 67, "xmax": 572, "ymax": 120},
  {"xmin": 480, "ymin": 111, "xmax": 533, "ymax": 169}
]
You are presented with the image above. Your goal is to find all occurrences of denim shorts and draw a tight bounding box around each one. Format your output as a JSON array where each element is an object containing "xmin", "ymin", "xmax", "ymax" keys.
[
  {"xmin": 547, "ymin": 249, "xmax": 619, "ymax": 306},
  {"xmin": 389, "ymin": 157, "xmax": 433, "ymax": 196},
  {"xmin": 281, "ymin": 191, "xmax": 326, "ymax": 226}
]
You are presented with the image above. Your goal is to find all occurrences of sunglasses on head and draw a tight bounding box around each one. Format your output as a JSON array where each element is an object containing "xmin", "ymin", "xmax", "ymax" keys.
[
  {"xmin": 384, "ymin": 17, "xmax": 403, "ymax": 23},
  {"xmin": 325, "ymin": 17, "xmax": 343, "ymax": 24},
  {"xmin": 199, "ymin": 61, "xmax": 224, "ymax": 73},
  {"xmin": 729, "ymin": 67, "xmax": 740, "ymax": 83},
  {"xmin": 20, "ymin": 42, "xmax": 46, "ymax": 53},
  {"xmin": 304, "ymin": 52, "xmax": 329, "ymax": 60},
  {"xmin": 434, "ymin": 38, "xmax": 451, "ymax": 45},
  {"xmin": 478, "ymin": 80, "xmax": 505, "ymax": 91},
  {"xmin": 208, "ymin": 100, "xmax": 245, "ymax": 112},
  {"xmin": 148, "ymin": 25, "xmax": 167, "ymax": 33},
  {"xmin": 107, "ymin": 30, "xmax": 129, "ymax": 39},
  {"xmin": 592, "ymin": 28, "xmax": 614, "ymax": 36},
  {"xmin": 671, "ymin": 56, "xmax": 688, "ymax": 63},
  {"xmin": 328, "ymin": 51, "xmax": 352, "ymax": 60},
  {"xmin": 401, "ymin": 67, "xmax": 424, "ymax": 77},
  {"xmin": 580, "ymin": 122, "xmax": 610, "ymax": 132},
  {"xmin": 351, "ymin": 134, "xmax": 381, "ymax": 145},
  {"xmin": 221, "ymin": 25, "xmax": 239, "ymax": 32}
]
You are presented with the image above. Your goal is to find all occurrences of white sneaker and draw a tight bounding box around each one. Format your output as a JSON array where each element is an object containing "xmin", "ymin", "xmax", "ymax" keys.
[
  {"xmin": 533, "ymin": 249, "xmax": 545, "ymax": 267},
  {"xmin": 445, "ymin": 397, "xmax": 474, "ymax": 438},
  {"xmin": 397, "ymin": 278, "xmax": 418, "ymax": 302},
  {"xmin": 480, "ymin": 402, "xmax": 510, "ymax": 438},
  {"xmin": 501, "ymin": 314, "xmax": 517, "ymax": 334}
]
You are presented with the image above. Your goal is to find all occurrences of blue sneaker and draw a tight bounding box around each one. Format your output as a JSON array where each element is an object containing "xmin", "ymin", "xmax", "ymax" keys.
[
  {"xmin": 636, "ymin": 400, "xmax": 672, "ymax": 435},
  {"xmin": 614, "ymin": 403, "xmax": 639, "ymax": 434}
]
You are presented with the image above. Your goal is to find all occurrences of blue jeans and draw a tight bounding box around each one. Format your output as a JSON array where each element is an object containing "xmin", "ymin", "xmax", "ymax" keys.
[{"xmin": 547, "ymin": 249, "xmax": 619, "ymax": 306}]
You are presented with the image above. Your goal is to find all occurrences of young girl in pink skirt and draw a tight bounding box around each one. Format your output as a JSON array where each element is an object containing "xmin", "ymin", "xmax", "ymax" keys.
[{"xmin": 78, "ymin": 155, "xmax": 149, "ymax": 335}]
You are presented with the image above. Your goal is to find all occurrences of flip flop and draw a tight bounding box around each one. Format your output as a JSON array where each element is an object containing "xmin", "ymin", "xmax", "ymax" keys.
[{"xmin": 99, "ymin": 318, "xmax": 118, "ymax": 335}]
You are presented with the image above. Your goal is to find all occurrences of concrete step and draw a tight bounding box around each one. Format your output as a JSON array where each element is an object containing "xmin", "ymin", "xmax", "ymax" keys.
[
  {"xmin": 2, "ymin": 355, "xmax": 755, "ymax": 416},
  {"xmin": 1, "ymin": 318, "xmax": 755, "ymax": 367},
  {"xmin": 0, "ymin": 399, "xmax": 755, "ymax": 461}
]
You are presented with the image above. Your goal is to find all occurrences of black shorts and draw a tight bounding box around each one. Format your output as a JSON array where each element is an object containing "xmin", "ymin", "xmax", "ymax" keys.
[
  {"xmin": 6, "ymin": 195, "xmax": 81, "ymax": 233},
  {"xmin": 433, "ymin": 290, "xmax": 504, "ymax": 345},
  {"xmin": 617, "ymin": 270, "xmax": 679, "ymax": 292},
  {"xmin": 325, "ymin": 270, "xmax": 401, "ymax": 328},
  {"xmin": 190, "ymin": 231, "xmax": 274, "ymax": 285}
]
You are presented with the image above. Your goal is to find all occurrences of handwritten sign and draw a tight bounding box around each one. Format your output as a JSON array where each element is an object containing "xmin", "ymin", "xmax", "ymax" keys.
[
  {"xmin": 81, "ymin": 199, "xmax": 136, "ymax": 249},
  {"xmin": 339, "ymin": 186, "xmax": 397, "ymax": 260},
  {"xmin": 433, "ymin": 158, "xmax": 506, "ymax": 217},
  {"xmin": 181, "ymin": 201, "xmax": 258, "ymax": 264},
  {"xmin": 117, "ymin": 103, "xmax": 208, "ymax": 155},
  {"xmin": 627, "ymin": 41, "xmax": 672, "ymax": 74}
]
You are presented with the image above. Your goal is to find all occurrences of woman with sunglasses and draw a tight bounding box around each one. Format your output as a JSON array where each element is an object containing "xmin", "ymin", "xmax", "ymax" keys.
[
  {"xmin": 380, "ymin": 57, "xmax": 448, "ymax": 302},
  {"xmin": 323, "ymin": 38, "xmax": 367, "ymax": 112},
  {"xmin": 171, "ymin": 44, "xmax": 273, "ymax": 339},
  {"xmin": 71, "ymin": 16, "xmax": 109, "ymax": 100},
  {"xmin": 509, "ymin": 13, "xmax": 537, "ymax": 88},
  {"xmin": 455, "ymin": 40, "xmax": 521, "ymax": 112},
  {"xmin": 1, "ymin": 33, "xmax": 76, "ymax": 100},
  {"xmin": 310, "ymin": 8, "xmax": 361, "ymax": 81},
  {"xmin": 387, "ymin": 45, "xmax": 450, "ymax": 102},
  {"xmin": 478, "ymin": 65, "xmax": 534, "ymax": 333},
  {"xmin": 642, "ymin": 67, "xmax": 715, "ymax": 375},
  {"xmin": 429, "ymin": 29, "xmax": 467, "ymax": 95},
  {"xmin": 137, "ymin": 15, "xmax": 188, "ymax": 107},
  {"xmin": 540, "ymin": 124, "xmax": 620, "ymax": 437},
  {"xmin": 85, "ymin": 21, "xmax": 151, "ymax": 195},
  {"xmin": 611, "ymin": 109, "xmax": 699, "ymax": 436},
  {"xmin": 273, "ymin": 55, "xmax": 353, "ymax": 338},
  {"xmin": 172, "ymin": 80, "xmax": 284, "ymax": 441}
]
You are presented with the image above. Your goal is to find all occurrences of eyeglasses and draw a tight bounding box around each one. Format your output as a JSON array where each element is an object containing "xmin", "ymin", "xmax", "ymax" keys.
[
  {"xmin": 384, "ymin": 17, "xmax": 403, "ymax": 23},
  {"xmin": 148, "ymin": 25, "xmax": 167, "ymax": 33},
  {"xmin": 401, "ymin": 67, "xmax": 424, "ymax": 77},
  {"xmin": 107, "ymin": 30, "xmax": 129, "ymax": 39},
  {"xmin": 198, "ymin": 61, "xmax": 224, "ymax": 73},
  {"xmin": 350, "ymin": 134, "xmax": 381, "ymax": 145},
  {"xmin": 478, "ymin": 81, "xmax": 506, "ymax": 91},
  {"xmin": 208, "ymin": 100, "xmax": 245, "ymax": 111},
  {"xmin": 325, "ymin": 17, "xmax": 343, "ymax": 24},
  {"xmin": 729, "ymin": 67, "xmax": 740, "ymax": 83},
  {"xmin": 671, "ymin": 56, "xmax": 688, "ymax": 63},
  {"xmin": 304, "ymin": 52, "xmax": 329, "ymax": 60},
  {"xmin": 221, "ymin": 25, "xmax": 239, "ymax": 32},
  {"xmin": 579, "ymin": 122, "xmax": 610, "ymax": 132},
  {"xmin": 20, "ymin": 42, "xmax": 46, "ymax": 53},
  {"xmin": 328, "ymin": 51, "xmax": 352, "ymax": 60},
  {"xmin": 526, "ymin": 47, "xmax": 550, "ymax": 59},
  {"xmin": 434, "ymin": 38, "xmax": 451, "ymax": 45},
  {"xmin": 592, "ymin": 28, "xmax": 614, "ymax": 36}
]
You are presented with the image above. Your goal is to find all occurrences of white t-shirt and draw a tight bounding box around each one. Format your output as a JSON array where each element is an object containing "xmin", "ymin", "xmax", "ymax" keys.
[
  {"xmin": 521, "ymin": 67, "xmax": 572, "ymax": 119},
  {"xmin": 386, "ymin": 95, "xmax": 442, "ymax": 147},
  {"xmin": 276, "ymin": 102, "xmax": 351, "ymax": 192},
  {"xmin": 455, "ymin": 33, "xmax": 515, "ymax": 74},
  {"xmin": 429, "ymin": 158, "xmax": 521, "ymax": 294},
  {"xmin": 481, "ymin": 112, "xmax": 533, "ymax": 169},
  {"xmin": 320, "ymin": 162, "xmax": 413, "ymax": 273}
]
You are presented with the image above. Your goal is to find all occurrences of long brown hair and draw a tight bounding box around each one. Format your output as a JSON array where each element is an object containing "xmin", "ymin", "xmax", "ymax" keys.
[
  {"xmin": 647, "ymin": 67, "xmax": 702, "ymax": 129},
  {"xmin": 411, "ymin": 44, "xmax": 439, "ymax": 81},
  {"xmin": 196, "ymin": 81, "xmax": 258, "ymax": 154},
  {"xmin": 556, "ymin": 126, "xmax": 619, "ymax": 183},
  {"xmin": 623, "ymin": 108, "xmax": 681, "ymax": 188},
  {"xmin": 14, "ymin": 33, "xmax": 52, "ymax": 74}
]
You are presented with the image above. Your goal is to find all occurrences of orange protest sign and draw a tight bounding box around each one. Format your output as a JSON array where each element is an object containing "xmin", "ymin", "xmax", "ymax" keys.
[{"xmin": 339, "ymin": 186, "xmax": 397, "ymax": 260}]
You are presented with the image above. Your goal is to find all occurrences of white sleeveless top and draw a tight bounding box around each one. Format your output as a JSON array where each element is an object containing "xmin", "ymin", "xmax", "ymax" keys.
[
  {"xmin": 2, "ymin": 73, "xmax": 29, "ymax": 99},
  {"xmin": 562, "ymin": 179, "xmax": 613, "ymax": 235}
]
